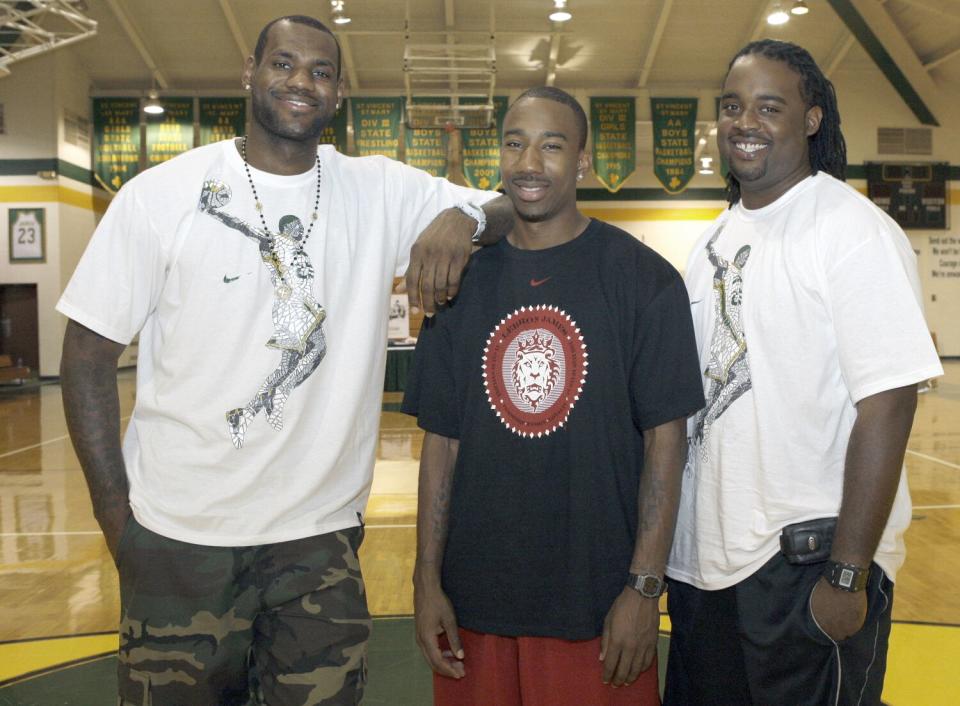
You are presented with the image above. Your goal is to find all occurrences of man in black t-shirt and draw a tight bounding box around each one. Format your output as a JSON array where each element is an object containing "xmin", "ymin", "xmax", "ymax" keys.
[{"xmin": 402, "ymin": 87, "xmax": 704, "ymax": 706}]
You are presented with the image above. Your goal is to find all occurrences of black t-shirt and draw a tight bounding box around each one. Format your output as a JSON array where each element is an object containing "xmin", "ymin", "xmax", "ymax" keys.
[{"xmin": 402, "ymin": 219, "xmax": 704, "ymax": 639}]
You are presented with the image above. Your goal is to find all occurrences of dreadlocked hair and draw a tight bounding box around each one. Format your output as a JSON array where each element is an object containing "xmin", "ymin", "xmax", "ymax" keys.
[{"xmin": 724, "ymin": 39, "xmax": 847, "ymax": 206}]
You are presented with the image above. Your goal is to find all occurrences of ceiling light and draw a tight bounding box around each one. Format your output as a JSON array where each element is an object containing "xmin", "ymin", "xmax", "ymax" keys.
[
  {"xmin": 700, "ymin": 156, "xmax": 713, "ymax": 167},
  {"xmin": 790, "ymin": 1, "xmax": 810, "ymax": 15},
  {"xmin": 549, "ymin": 0, "xmax": 572, "ymax": 23},
  {"xmin": 143, "ymin": 90, "xmax": 164, "ymax": 115},
  {"xmin": 767, "ymin": 2, "xmax": 790, "ymax": 25},
  {"xmin": 331, "ymin": 0, "xmax": 351, "ymax": 25}
]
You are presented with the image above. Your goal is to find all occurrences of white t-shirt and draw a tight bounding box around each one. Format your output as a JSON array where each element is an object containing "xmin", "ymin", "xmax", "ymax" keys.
[
  {"xmin": 667, "ymin": 172, "xmax": 943, "ymax": 589},
  {"xmin": 57, "ymin": 140, "xmax": 494, "ymax": 546}
]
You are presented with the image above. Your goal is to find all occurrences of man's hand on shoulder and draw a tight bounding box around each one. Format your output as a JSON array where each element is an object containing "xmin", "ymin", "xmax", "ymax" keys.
[
  {"xmin": 403, "ymin": 208, "xmax": 476, "ymax": 317},
  {"xmin": 600, "ymin": 587, "xmax": 660, "ymax": 687},
  {"xmin": 810, "ymin": 577, "xmax": 868, "ymax": 642},
  {"xmin": 414, "ymin": 574, "xmax": 466, "ymax": 679}
]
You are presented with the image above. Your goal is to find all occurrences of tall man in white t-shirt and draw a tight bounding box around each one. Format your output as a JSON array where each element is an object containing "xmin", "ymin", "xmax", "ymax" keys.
[
  {"xmin": 57, "ymin": 15, "xmax": 510, "ymax": 706},
  {"xmin": 663, "ymin": 40, "xmax": 943, "ymax": 705}
]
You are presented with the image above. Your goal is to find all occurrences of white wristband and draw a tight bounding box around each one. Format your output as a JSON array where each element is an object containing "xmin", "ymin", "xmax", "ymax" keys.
[{"xmin": 454, "ymin": 202, "xmax": 486, "ymax": 244}]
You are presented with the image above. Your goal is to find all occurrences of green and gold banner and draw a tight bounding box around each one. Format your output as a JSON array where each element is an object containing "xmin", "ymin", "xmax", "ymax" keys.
[
  {"xmin": 590, "ymin": 97, "xmax": 635, "ymax": 192},
  {"xmin": 318, "ymin": 104, "xmax": 348, "ymax": 152},
  {"xmin": 146, "ymin": 97, "xmax": 194, "ymax": 167},
  {"xmin": 92, "ymin": 98, "xmax": 141, "ymax": 191},
  {"xmin": 404, "ymin": 98, "xmax": 449, "ymax": 178},
  {"xmin": 461, "ymin": 96, "xmax": 508, "ymax": 190},
  {"xmin": 199, "ymin": 98, "xmax": 246, "ymax": 145},
  {"xmin": 352, "ymin": 98, "xmax": 402, "ymax": 159},
  {"xmin": 651, "ymin": 97, "xmax": 698, "ymax": 194}
]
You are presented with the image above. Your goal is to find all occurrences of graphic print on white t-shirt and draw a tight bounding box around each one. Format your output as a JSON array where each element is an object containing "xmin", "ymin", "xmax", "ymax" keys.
[
  {"xmin": 692, "ymin": 223, "xmax": 752, "ymax": 455},
  {"xmin": 483, "ymin": 305, "xmax": 588, "ymax": 438},
  {"xmin": 199, "ymin": 179, "xmax": 328, "ymax": 449}
]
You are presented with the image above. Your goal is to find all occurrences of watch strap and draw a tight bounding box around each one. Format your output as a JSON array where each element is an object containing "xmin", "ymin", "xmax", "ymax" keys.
[
  {"xmin": 626, "ymin": 572, "xmax": 666, "ymax": 598},
  {"xmin": 822, "ymin": 560, "xmax": 869, "ymax": 592}
]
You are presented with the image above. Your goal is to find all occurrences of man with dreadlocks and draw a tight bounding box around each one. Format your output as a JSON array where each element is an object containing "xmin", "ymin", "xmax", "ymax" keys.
[{"xmin": 663, "ymin": 40, "xmax": 942, "ymax": 705}]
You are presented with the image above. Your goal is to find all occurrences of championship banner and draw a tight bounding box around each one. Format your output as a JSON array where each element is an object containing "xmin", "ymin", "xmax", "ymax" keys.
[
  {"xmin": 146, "ymin": 97, "xmax": 194, "ymax": 167},
  {"xmin": 404, "ymin": 97, "xmax": 449, "ymax": 178},
  {"xmin": 461, "ymin": 96, "xmax": 508, "ymax": 190},
  {"xmin": 590, "ymin": 97, "xmax": 635, "ymax": 193},
  {"xmin": 651, "ymin": 97, "xmax": 698, "ymax": 194},
  {"xmin": 352, "ymin": 98, "xmax": 402, "ymax": 159},
  {"xmin": 319, "ymin": 103, "xmax": 348, "ymax": 152},
  {"xmin": 92, "ymin": 97, "xmax": 141, "ymax": 191},
  {"xmin": 199, "ymin": 98, "xmax": 246, "ymax": 145}
]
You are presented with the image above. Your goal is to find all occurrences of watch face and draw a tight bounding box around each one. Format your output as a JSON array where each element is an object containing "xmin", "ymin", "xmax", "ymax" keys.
[
  {"xmin": 643, "ymin": 576, "xmax": 664, "ymax": 596},
  {"xmin": 628, "ymin": 573, "xmax": 663, "ymax": 597},
  {"xmin": 825, "ymin": 562, "xmax": 868, "ymax": 592}
]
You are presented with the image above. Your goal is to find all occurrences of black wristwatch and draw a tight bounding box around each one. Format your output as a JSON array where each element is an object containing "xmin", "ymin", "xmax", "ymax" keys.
[
  {"xmin": 626, "ymin": 572, "xmax": 666, "ymax": 598},
  {"xmin": 822, "ymin": 560, "xmax": 869, "ymax": 592}
]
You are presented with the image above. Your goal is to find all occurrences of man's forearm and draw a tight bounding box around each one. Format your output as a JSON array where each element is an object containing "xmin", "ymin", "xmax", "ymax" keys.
[
  {"xmin": 414, "ymin": 432, "xmax": 460, "ymax": 585},
  {"xmin": 630, "ymin": 418, "xmax": 687, "ymax": 575},
  {"xmin": 61, "ymin": 320, "xmax": 131, "ymax": 552},
  {"xmin": 474, "ymin": 195, "xmax": 514, "ymax": 246},
  {"xmin": 831, "ymin": 384, "xmax": 918, "ymax": 568}
]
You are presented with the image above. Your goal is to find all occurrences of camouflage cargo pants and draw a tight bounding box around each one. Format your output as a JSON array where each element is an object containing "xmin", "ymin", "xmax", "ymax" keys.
[{"xmin": 115, "ymin": 518, "xmax": 371, "ymax": 705}]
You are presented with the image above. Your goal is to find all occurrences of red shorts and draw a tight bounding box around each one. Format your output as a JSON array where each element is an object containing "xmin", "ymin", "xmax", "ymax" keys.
[{"xmin": 434, "ymin": 628, "xmax": 660, "ymax": 706}]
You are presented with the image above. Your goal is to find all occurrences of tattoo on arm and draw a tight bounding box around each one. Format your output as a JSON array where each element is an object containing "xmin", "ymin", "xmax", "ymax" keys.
[
  {"xmin": 431, "ymin": 465, "xmax": 454, "ymax": 541},
  {"xmin": 630, "ymin": 418, "xmax": 687, "ymax": 575},
  {"xmin": 637, "ymin": 467, "xmax": 665, "ymax": 536},
  {"xmin": 415, "ymin": 432, "xmax": 460, "ymax": 581},
  {"xmin": 61, "ymin": 320, "xmax": 131, "ymax": 552}
]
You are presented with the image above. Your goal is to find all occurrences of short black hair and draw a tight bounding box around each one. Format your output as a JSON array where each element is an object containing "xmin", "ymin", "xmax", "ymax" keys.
[
  {"xmin": 254, "ymin": 15, "xmax": 342, "ymax": 80},
  {"xmin": 724, "ymin": 39, "xmax": 846, "ymax": 206},
  {"xmin": 511, "ymin": 86, "xmax": 588, "ymax": 150}
]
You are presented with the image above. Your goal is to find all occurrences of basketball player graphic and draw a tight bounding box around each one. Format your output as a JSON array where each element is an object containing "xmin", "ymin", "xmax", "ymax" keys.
[
  {"xmin": 692, "ymin": 224, "xmax": 752, "ymax": 453},
  {"xmin": 199, "ymin": 180, "xmax": 327, "ymax": 448}
]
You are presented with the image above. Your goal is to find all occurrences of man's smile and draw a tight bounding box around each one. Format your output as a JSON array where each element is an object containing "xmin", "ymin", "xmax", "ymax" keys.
[
  {"xmin": 274, "ymin": 92, "xmax": 319, "ymax": 110},
  {"xmin": 511, "ymin": 178, "xmax": 551, "ymax": 202}
]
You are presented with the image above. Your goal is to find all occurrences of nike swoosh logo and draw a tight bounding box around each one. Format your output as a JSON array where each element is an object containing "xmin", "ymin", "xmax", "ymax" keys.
[
  {"xmin": 530, "ymin": 277, "xmax": 551, "ymax": 287},
  {"xmin": 223, "ymin": 275, "xmax": 241, "ymax": 283}
]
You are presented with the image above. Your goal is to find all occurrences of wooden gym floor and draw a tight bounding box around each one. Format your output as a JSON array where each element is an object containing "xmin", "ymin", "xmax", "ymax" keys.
[{"xmin": 0, "ymin": 364, "xmax": 958, "ymax": 704}]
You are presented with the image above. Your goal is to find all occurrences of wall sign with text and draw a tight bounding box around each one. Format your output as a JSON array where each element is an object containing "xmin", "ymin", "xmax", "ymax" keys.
[
  {"xmin": 651, "ymin": 97, "xmax": 698, "ymax": 194},
  {"xmin": 590, "ymin": 97, "xmax": 636, "ymax": 193}
]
